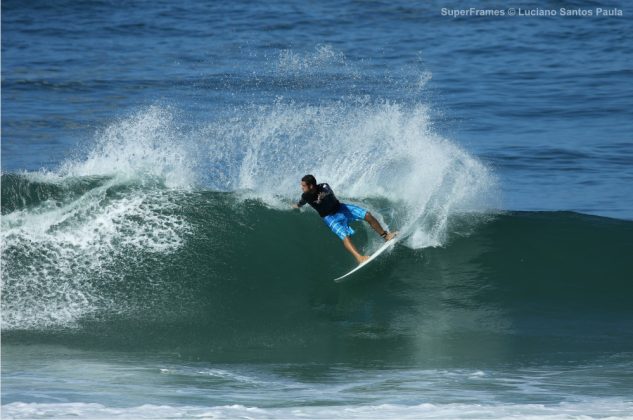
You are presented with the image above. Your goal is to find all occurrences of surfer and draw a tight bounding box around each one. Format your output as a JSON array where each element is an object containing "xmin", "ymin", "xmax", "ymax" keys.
[{"xmin": 292, "ymin": 174, "xmax": 396, "ymax": 264}]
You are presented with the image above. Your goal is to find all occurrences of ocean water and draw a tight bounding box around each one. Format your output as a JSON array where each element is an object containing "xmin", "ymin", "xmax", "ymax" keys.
[{"xmin": 2, "ymin": 1, "xmax": 633, "ymax": 419}]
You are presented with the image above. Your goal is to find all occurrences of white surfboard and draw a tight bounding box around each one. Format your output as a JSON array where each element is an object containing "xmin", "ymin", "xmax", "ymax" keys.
[{"xmin": 334, "ymin": 234, "xmax": 399, "ymax": 282}]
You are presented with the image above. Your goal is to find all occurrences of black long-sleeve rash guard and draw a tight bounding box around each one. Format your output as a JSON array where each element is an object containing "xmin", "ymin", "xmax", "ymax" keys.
[{"xmin": 297, "ymin": 183, "xmax": 341, "ymax": 217}]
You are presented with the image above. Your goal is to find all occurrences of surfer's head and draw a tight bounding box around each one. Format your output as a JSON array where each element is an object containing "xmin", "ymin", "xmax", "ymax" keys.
[{"xmin": 300, "ymin": 174, "xmax": 317, "ymax": 193}]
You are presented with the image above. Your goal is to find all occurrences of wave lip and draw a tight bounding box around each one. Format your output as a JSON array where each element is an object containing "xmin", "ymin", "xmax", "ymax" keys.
[{"xmin": 57, "ymin": 105, "xmax": 196, "ymax": 189}]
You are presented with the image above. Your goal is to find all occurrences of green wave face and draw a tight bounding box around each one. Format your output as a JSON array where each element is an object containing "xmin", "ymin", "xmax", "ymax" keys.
[{"xmin": 2, "ymin": 174, "xmax": 632, "ymax": 365}]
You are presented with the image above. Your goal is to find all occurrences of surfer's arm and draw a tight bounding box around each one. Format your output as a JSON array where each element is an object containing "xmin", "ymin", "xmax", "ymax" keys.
[{"xmin": 292, "ymin": 197, "xmax": 307, "ymax": 209}]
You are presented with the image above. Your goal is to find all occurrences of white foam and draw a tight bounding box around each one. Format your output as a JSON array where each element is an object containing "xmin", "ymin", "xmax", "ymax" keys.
[
  {"xmin": 1, "ymin": 180, "xmax": 191, "ymax": 330},
  {"xmin": 1, "ymin": 106, "xmax": 198, "ymax": 330},
  {"xmin": 3, "ymin": 400, "xmax": 632, "ymax": 419}
]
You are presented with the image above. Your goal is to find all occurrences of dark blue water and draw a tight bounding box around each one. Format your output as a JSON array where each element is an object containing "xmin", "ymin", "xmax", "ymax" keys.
[
  {"xmin": 2, "ymin": 1, "xmax": 633, "ymax": 418},
  {"xmin": 4, "ymin": 0, "xmax": 632, "ymax": 218}
]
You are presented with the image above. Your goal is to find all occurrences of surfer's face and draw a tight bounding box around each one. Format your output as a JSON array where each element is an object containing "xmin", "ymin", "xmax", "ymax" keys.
[{"xmin": 300, "ymin": 181, "xmax": 314, "ymax": 193}]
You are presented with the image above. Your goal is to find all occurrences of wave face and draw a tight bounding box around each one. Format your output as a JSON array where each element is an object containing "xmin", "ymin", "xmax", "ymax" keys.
[
  {"xmin": 2, "ymin": 106, "xmax": 631, "ymax": 364},
  {"xmin": 3, "ymin": 166, "xmax": 632, "ymax": 363}
]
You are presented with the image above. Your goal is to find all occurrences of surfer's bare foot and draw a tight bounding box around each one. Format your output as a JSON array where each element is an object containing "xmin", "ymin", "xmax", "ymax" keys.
[
  {"xmin": 382, "ymin": 231, "xmax": 398, "ymax": 242},
  {"xmin": 357, "ymin": 255, "xmax": 370, "ymax": 264}
]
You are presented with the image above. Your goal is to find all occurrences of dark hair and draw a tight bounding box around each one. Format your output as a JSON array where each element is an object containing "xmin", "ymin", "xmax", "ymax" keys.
[{"xmin": 301, "ymin": 174, "xmax": 317, "ymax": 186}]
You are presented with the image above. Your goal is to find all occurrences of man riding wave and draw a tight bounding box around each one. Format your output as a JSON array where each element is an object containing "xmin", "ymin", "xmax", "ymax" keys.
[{"xmin": 292, "ymin": 174, "xmax": 397, "ymax": 264}]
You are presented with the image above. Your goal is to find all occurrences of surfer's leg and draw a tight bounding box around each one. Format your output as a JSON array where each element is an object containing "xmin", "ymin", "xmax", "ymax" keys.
[
  {"xmin": 342, "ymin": 237, "xmax": 369, "ymax": 264},
  {"xmin": 324, "ymin": 212, "xmax": 364, "ymax": 263},
  {"xmin": 364, "ymin": 212, "xmax": 396, "ymax": 241}
]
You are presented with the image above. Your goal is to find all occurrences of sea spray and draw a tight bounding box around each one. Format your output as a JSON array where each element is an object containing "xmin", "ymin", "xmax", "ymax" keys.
[{"xmin": 200, "ymin": 99, "xmax": 498, "ymax": 247}]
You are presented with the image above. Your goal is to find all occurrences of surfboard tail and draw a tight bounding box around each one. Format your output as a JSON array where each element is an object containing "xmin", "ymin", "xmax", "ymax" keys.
[{"xmin": 334, "ymin": 236, "xmax": 399, "ymax": 282}]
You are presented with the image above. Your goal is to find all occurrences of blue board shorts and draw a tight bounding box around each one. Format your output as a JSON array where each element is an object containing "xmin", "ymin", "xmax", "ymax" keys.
[{"xmin": 323, "ymin": 203, "xmax": 368, "ymax": 240}]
